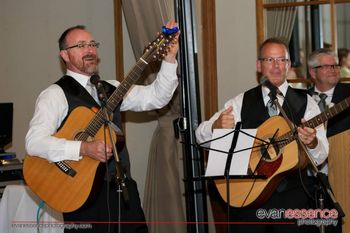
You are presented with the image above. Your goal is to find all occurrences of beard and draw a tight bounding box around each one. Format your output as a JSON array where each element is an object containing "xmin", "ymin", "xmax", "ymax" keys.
[{"xmin": 82, "ymin": 54, "xmax": 99, "ymax": 75}]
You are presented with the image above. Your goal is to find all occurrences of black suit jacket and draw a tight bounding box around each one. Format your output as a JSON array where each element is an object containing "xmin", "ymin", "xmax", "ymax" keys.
[
  {"xmin": 309, "ymin": 82, "xmax": 350, "ymax": 137},
  {"xmin": 327, "ymin": 83, "xmax": 350, "ymax": 137}
]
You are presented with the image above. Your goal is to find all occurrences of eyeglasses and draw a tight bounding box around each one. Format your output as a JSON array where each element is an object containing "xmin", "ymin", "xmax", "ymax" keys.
[
  {"xmin": 64, "ymin": 41, "xmax": 100, "ymax": 50},
  {"xmin": 259, "ymin": 57, "xmax": 289, "ymax": 64},
  {"xmin": 312, "ymin": 64, "xmax": 341, "ymax": 71}
]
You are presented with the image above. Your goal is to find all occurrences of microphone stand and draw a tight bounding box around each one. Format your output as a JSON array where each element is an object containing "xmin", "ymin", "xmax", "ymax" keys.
[
  {"xmin": 95, "ymin": 82, "xmax": 129, "ymax": 204},
  {"xmin": 224, "ymin": 122, "xmax": 242, "ymax": 233},
  {"xmin": 272, "ymin": 93, "xmax": 345, "ymax": 233}
]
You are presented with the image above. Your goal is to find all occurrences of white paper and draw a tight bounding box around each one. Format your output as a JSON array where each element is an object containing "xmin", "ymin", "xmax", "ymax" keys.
[{"xmin": 205, "ymin": 128, "xmax": 257, "ymax": 176}]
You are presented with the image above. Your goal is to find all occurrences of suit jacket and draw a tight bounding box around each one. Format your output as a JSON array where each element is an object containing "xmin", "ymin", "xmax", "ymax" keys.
[
  {"xmin": 327, "ymin": 83, "xmax": 350, "ymax": 137},
  {"xmin": 309, "ymin": 82, "xmax": 350, "ymax": 137}
]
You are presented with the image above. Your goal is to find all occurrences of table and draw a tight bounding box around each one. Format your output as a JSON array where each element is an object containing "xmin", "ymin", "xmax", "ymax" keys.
[{"xmin": 0, "ymin": 184, "xmax": 64, "ymax": 233}]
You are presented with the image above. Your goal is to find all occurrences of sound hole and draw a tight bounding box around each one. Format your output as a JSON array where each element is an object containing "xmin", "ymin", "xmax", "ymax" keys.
[{"xmin": 75, "ymin": 131, "xmax": 94, "ymax": 142}]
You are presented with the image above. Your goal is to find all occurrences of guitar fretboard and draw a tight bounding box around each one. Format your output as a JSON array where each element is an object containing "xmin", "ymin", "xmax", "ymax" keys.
[
  {"xmin": 75, "ymin": 35, "xmax": 171, "ymax": 141},
  {"xmin": 274, "ymin": 96, "xmax": 350, "ymax": 148},
  {"xmin": 304, "ymin": 96, "xmax": 350, "ymax": 129}
]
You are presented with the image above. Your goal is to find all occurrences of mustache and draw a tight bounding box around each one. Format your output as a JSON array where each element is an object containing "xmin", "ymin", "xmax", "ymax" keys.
[{"xmin": 82, "ymin": 54, "xmax": 98, "ymax": 61}]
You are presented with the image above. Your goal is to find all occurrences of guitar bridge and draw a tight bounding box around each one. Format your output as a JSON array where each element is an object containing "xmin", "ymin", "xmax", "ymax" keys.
[{"xmin": 55, "ymin": 161, "xmax": 77, "ymax": 177}]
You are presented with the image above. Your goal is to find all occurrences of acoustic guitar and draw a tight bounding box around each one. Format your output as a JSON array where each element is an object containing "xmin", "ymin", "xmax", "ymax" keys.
[
  {"xmin": 23, "ymin": 27, "xmax": 178, "ymax": 213},
  {"xmin": 215, "ymin": 95, "xmax": 350, "ymax": 208}
]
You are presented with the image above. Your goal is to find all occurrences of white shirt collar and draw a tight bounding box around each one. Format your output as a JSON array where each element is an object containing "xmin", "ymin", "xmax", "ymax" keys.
[
  {"xmin": 262, "ymin": 80, "xmax": 289, "ymax": 101},
  {"xmin": 314, "ymin": 86, "xmax": 335, "ymax": 97},
  {"xmin": 66, "ymin": 69, "xmax": 91, "ymax": 88}
]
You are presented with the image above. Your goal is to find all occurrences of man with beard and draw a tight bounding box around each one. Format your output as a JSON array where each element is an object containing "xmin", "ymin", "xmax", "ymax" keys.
[{"xmin": 25, "ymin": 22, "xmax": 179, "ymax": 233}]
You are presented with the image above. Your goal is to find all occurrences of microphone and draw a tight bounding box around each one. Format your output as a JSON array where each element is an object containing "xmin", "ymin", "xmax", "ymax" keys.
[
  {"xmin": 90, "ymin": 74, "xmax": 107, "ymax": 103},
  {"xmin": 264, "ymin": 79, "xmax": 300, "ymax": 140},
  {"xmin": 263, "ymin": 79, "xmax": 285, "ymax": 99},
  {"xmin": 90, "ymin": 74, "xmax": 101, "ymax": 86},
  {"xmin": 263, "ymin": 79, "xmax": 277, "ymax": 100}
]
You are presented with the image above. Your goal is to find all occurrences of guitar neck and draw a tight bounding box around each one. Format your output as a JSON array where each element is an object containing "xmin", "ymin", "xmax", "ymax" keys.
[
  {"xmin": 276, "ymin": 96, "xmax": 350, "ymax": 147},
  {"xmin": 303, "ymin": 96, "xmax": 350, "ymax": 129},
  {"xmin": 81, "ymin": 52, "xmax": 156, "ymax": 139},
  {"xmin": 74, "ymin": 29, "xmax": 177, "ymax": 141},
  {"xmin": 106, "ymin": 58, "xmax": 149, "ymax": 111}
]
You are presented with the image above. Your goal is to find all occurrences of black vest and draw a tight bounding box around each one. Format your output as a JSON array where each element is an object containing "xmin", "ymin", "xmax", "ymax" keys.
[
  {"xmin": 241, "ymin": 85, "xmax": 307, "ymax": 129},
  {"xmin": 241, "ymin": 85, "xmax": 309, "ymax": 192},
  {"xmin": 55, "ymin": 75, "xmax": 131, "ymax": 177}
]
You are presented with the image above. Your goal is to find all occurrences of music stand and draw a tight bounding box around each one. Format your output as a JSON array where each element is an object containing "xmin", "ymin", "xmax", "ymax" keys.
[{"xmin": 195, "ymin": 122, "xmax": 276, "ymax": 233}]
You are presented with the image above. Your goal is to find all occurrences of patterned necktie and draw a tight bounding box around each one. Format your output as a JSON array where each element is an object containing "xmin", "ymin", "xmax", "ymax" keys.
[
  {"xmin": 267, "ymin": 91, "xmax": 278, "ymax": 116},
  {"xmin": 318, "ymin": 93, "xmax": 328, "ymax": 112}
]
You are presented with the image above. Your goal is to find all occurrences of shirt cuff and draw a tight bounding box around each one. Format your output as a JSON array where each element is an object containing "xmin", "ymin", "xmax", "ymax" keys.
[
  {"xmin": 307, "ymin": 140, "xmax": 327, "ymax": 166},
  {"xmin": 64, "ymin": 141, "xmax": 82, "ymax": 161}
]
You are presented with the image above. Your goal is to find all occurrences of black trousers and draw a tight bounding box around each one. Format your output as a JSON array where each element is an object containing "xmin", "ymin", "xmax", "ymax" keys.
[
  {"xmin": 228, "ymin": 171, "xmax": 319, "ymax": 233},
  {"xmin": 63, "ymin": 178, "xmax": 148, "ymax": 233}
]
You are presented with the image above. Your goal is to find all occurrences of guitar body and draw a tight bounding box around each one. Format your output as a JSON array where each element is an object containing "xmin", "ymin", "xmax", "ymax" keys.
[
  {"xmin": 215, "ymin": 116, "xmax": 300, "ymax": 207},
  {"xmin": 213, "ymin": 96, "xmax": 350, "ymax": 207},
  {"xmin": 23, "ymin": 106, "xmax": 115, "ymax": 213}
]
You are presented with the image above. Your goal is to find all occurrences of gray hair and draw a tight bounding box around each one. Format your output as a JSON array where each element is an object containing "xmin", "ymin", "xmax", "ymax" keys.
[
  {"xmin": 307, "ymin": 48, "xmax": 338, "ymax": 68},
  {"xmin": 258, "ymin": 37, "xmax": 290, "ymax": 60}
]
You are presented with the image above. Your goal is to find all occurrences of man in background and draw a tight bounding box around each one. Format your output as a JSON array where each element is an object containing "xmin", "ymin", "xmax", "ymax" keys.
[
  {"xmin": 307, "ymin": 48, "xmax": 350, "ymax": 233},
  {"xmin": 337, "ymin": 48, "xmax": 350, "ymax": 77}
]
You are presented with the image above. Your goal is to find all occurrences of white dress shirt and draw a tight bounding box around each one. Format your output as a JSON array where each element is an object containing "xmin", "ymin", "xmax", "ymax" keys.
[
  {"xmin": 25, "ymin": 61, "xmax": 178, "ymax": 162},
  {"xmin": 195, "ymin": 80, "xmax": 329, "ymax": 167},
  {"xmin": 313, "ymin": 86, "xmax": 335, "ymax": 109},
  {"xmin": 311, "ymin": 86, "xmax": 335, "ymax": 174}
]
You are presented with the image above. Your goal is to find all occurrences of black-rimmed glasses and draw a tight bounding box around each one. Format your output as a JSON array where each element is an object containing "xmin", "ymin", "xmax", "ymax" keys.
[
  {"xmin": 312, "ymin": 64, "xmax": 340, "ymax": 71},
  {"xmin": 259, "ymin": 57, "xmax": 289, "ymax": 64},
  {"xmin": 64, "ymin": 41, "xmax": 100, "ymax": 50}
]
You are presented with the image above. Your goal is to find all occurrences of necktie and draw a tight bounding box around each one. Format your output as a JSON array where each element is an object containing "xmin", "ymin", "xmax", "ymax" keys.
[
  {"xmin": 318, "ymin": 93, "xmax": 327, "ymax": 112},
  {"xmin": 86, "ymin": 81, "xmax": 100, "ymax": 104},
  {"xmin": 267, "ymin": 91, "xmax": 278, "ymax": 116}
]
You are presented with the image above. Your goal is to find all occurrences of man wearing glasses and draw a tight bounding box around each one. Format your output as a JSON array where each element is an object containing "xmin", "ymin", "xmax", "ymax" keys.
[
  {"xmin": 26, "ymin": 22, "xmax": 179, "ymax": 233},
  {"xmin": 307, "ymin": 48, "xmax": 350, "ymax": 233},
  {"xmin": 308, "ymin": 48, "xmax": 350, "ymax": 138},
  {"xmin": 196, "ymin": 38, "xmax": 328, "ymax": 232}
]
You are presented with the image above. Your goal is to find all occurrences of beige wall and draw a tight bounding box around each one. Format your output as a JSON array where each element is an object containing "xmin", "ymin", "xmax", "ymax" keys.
[
  {"xmin": 0, "ymin": 0, "xmax": 117, "ymax": 161},
  {"xmin": 215, "ymin": 0, "xmax": 257, "ymax": 108},
  {"xmin": 0, "ymin": 0, "xmax": 257, "ymax": 202}
]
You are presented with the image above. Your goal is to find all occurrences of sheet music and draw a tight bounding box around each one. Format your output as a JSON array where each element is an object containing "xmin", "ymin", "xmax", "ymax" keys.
[{"xmin": 205, "ymin": 128, "xmax": 257, "ymax": 176}]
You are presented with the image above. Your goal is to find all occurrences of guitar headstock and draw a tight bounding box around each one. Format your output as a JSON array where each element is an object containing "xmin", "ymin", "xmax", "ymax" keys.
[{"xmin": 143, "ymin": 26, "xmax": 179, "ymax": 61}]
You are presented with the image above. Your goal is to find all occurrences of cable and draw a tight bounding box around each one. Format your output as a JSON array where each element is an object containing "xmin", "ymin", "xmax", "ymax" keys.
[{"xmin": 36, "ymin": 201, "xmax": 45, "ymax": 233}]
